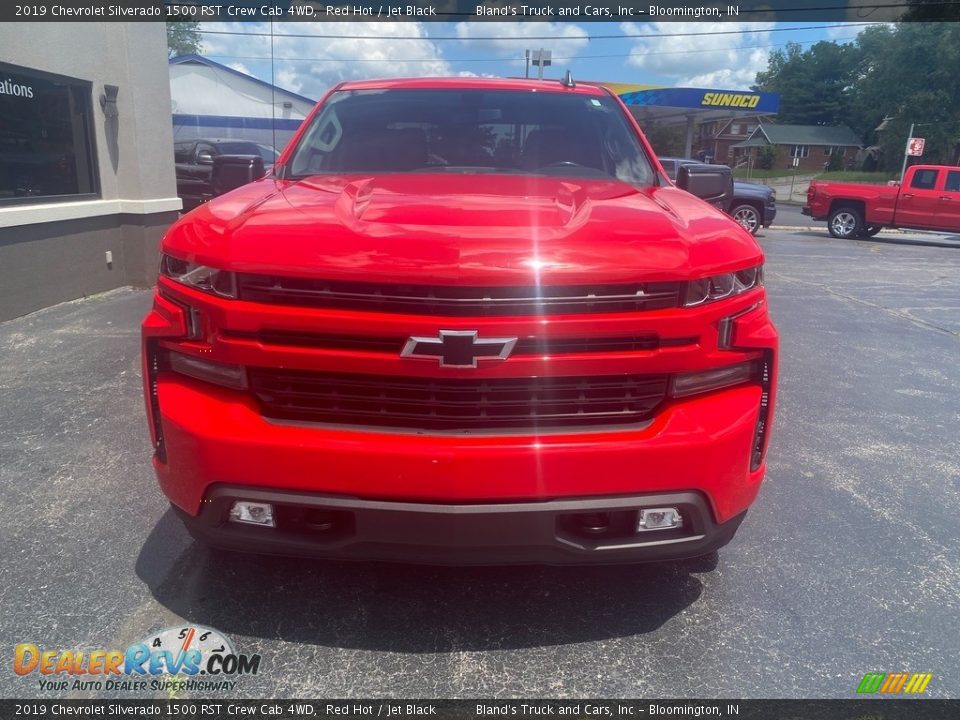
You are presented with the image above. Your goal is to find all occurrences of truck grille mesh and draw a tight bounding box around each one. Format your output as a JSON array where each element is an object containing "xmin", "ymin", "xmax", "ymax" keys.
[
  {"xmin": 249, "ymin": 369, "xmax": 669, "ymax": 431},
  {"xmin": 236, "ymin": 275, "xmax": 683, "ymax": 315}
]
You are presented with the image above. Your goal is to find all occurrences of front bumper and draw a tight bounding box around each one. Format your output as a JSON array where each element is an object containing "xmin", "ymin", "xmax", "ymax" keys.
[
  {"xmin": 153, "ymin": 375, "xmax": 769, "ymax": 526},
  {"xmin": 174, "ymin": 486, "xmax": 746, "ymax": 565},
  {"xmin": 801, "ymin": 206, "xmax": 812, "ymax": 217},
  {"xmin": 763, "ymin": 202, "xmax": 777, "ymax": 227},
  {"xmin": 143, "ymin": 282, "xmax": 778, "ymax": 565}
]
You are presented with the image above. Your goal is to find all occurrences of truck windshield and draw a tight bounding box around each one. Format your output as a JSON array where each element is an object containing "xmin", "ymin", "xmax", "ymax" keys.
[{"xmin": 285, "ymin": 88, "xmax": 655, "ymax": 186}]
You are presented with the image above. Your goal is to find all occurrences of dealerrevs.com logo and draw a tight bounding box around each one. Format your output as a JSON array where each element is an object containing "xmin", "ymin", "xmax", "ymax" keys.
[
  {"xmin": 15, "ymin": 625, "xmax": 260, "ymax": 693},
  {"xmin": 856, "ymin": 672, "xmax": 933, "ymax": 694}
]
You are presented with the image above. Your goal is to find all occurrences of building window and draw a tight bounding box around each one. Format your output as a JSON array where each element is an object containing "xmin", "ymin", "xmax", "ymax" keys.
[
  {"xmin": 824, "ymin": 146, "xmax": 847, "ymax": 157},
  {"xmin": 791, "ymin": 145, "xmax": 810, "ymax": 159},
  {"xmin": 0, "ymin": 62, "xmax": 99, "ymax": 206},
  {"xmin": 730, "ymin": 123, "xmax": 741, "ymax": 135}
]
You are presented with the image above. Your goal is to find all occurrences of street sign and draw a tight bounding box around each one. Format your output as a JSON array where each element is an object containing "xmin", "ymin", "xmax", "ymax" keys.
[
  {"xmin": 530, "ymin": 48, "xmax": 552, "ymax": 80},
  {"xmin": 907, "ymin": 137, "xmax": 926, "ymax": 156},
  {"xmin": 531, "ymin": 49, "xmax": 552, "ymax": 67}
]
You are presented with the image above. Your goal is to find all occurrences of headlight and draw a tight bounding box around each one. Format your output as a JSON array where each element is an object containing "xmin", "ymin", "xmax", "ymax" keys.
[
  {"xmin": 166, "ymin": 350, "xmax": 247, "ymax": 390},
  {"xmin": 159, "ymin": 254, "xmax": 236, "ymax": 298},
  {"xmin": 671, "ymin": 360, "xmax": 757, "ymax": 398},
  {"xmin": 684, "ymin": 265, "xmax": 763, "ymax": 307}
]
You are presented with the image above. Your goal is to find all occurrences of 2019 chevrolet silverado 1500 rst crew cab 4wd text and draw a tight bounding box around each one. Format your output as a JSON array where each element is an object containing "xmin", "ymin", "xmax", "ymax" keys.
[
  {"xmin": 805, "ymin": 165, "xmax": 960, "ymax": 238},
  {"xmin": 142, "ymin": 77, "xmax": 778, "ymax": 565}
]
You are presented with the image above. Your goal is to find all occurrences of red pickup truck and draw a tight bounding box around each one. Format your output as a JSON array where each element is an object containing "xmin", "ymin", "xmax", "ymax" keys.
[
  {"xmin": 142, "ymin": 77, "xmax": 778, "ymax": 565},
  {"xmin": 805, "ymin": 165, "xmax": 960, "ymax": 238}
]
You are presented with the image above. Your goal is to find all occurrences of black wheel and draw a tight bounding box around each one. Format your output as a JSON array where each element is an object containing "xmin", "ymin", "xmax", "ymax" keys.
[
  {"xmin": 857, "ymin": 225, "xmax": 882, "ymax": 238},
  {"xmin": 730, "ymin": 204, "xmax": 761, "ymax": 235},
  {"xmin": 828, "ymin": 206, "xmax": 864, "ymax": 239}
]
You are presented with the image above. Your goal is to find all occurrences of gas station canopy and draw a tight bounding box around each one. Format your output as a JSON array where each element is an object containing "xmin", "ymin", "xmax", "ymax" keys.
[{"xmin": 592, "ymin": 83, "xmax": 781, "ymax": 158}]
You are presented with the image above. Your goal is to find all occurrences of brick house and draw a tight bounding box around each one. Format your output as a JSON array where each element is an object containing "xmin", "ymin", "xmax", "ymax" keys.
[
  {"xmin": 731, "ymin": 124, "xmax": 863, "ymax": 172},
  {"xmin": 694, "ymin": 115, "xmax": 769, "ymax": 164}
]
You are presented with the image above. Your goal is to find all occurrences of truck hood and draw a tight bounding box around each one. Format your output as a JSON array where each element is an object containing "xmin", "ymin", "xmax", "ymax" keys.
[
  {"xmin": 164, "ymin": 173, "xmax": 761, "ymax": 285},
  {"xmin": 734, "ymin": 180, "xmax": 774, "ymax": 198}
]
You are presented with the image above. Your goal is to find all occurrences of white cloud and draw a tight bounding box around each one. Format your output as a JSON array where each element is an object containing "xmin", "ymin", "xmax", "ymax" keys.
[
  {"xmin": 826, "ymin": 21, "xmax": 892, "ymax": 43},
  {"xmin": 199, "ymin": 21, "xmax": 453, "ymax": 99},
  {"xmin": 455, "ymin": 70, "xmax": 501, "ymax": 78},
  {"xmin": 620, "ymin": 21, "xmax": 775, "ymax": 90},
  {"xmin": 454, "ymin": 21, "xmax": 589, "ymax": 62}
]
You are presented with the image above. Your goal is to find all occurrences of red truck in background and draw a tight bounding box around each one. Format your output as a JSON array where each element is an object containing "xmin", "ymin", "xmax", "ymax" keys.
[
  {"xmin": 804, "ymin": 165, "xmax": 960, "ymax": 238},
  {"xmin": 142, "ymin": 77, "xmax": 778, "ymax": 566}
]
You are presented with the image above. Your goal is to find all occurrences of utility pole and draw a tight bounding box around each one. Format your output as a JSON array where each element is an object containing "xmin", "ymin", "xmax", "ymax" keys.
[
  {"xmin": 900, "ymin": 122, "xmax": 915, "ymax": 184},
  {"xmin": 525, "ymin": 49, "xmax": 530, "ymax": 79}
]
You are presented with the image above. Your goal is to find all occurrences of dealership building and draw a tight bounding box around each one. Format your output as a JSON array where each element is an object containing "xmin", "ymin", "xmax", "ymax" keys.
[
  {"xmin": 0, "ymin": 23, "xmax": 180, "ymax": 322},
  {"xmin": 169, "ymin": 54, "xmax": 315, "ymax": 150}
]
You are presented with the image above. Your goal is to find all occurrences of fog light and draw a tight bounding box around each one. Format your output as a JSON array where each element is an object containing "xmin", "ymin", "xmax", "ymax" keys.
[
  {"xmin": 637, "ymin": 507, "xmax": 683, "ymax": 532},
  {"xmin": 229, "ymin": 501, "xmax": 275, "ymax": 527}
]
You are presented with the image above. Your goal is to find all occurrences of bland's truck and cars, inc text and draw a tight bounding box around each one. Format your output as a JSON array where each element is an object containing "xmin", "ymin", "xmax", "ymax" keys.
[{"xmin": 142, "ymin": 77, "xmax": 778, "ymax": 566}]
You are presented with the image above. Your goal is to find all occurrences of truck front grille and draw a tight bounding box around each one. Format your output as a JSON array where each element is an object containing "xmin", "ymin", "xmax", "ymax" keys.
[
  {"xmin": 249, "ymin": 369, "xmax": 669, "ymax": 432},
  {"xmin": 236, "ymin": 275, "xmax": 683, "ymax": 316},
  {"xmin": 225, "ymin": 329, "xmax": 698, "ymax": 355}
]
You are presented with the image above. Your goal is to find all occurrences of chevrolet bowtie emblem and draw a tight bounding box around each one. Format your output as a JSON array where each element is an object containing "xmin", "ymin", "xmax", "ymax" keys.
[{"xmin": 400, "ymin": 330, "xmax": 518, "ymax": 368}]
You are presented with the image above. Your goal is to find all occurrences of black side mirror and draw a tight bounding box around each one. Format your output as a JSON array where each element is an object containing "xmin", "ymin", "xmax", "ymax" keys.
[
  {"xmin": 676, "ymin": 163, "xmax": 734, "ymax": 206},
  {"xmin": 211, "ymin": 154, "xmax": 266, "ymax": 196}
]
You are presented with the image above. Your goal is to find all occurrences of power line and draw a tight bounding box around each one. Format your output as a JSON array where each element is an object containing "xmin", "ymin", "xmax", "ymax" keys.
[
  {"xmin": 198, "ymin": 21, "xmax": 884, "ymax": 42},
  {"xmin": 202, "ymin": 34, "xmax": 863, "ymax": 64}
]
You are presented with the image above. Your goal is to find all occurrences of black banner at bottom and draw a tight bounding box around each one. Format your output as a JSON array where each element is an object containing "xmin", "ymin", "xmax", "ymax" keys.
[{"xmin": 2, "ymin": 700, "xmax": 958, "ymax": 720}]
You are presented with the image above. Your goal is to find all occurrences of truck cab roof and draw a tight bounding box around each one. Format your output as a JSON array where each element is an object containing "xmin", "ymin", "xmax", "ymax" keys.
[{"xmin": 336, "ymin": 76, "xmax": 610, "ymax": 97}]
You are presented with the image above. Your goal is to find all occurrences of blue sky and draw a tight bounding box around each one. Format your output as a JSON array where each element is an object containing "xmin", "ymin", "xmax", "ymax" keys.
[{"xmin": 195, "ymin": 21, "xmax": 873, "ymax": 101}]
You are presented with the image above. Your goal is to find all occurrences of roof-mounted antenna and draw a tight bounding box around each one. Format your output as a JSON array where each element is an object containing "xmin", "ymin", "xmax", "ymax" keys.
[{"xmin": 561, "ymin": 70, "xmax": 576, "ymax": 89}]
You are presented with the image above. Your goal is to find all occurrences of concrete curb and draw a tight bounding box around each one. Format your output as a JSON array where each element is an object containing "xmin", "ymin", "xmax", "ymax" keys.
[{"xmin": 767, "ymin": 226, "xmax": 960, "ymax": 249}]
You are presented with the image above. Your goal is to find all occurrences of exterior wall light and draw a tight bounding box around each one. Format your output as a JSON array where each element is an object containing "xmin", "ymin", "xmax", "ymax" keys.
[{"xmin": 100, "ymin": 84, "xmax": 119, "ymax": 119}]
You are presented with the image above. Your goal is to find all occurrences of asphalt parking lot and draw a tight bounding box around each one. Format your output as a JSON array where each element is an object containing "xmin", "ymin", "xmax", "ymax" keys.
[{"xmin": 1, "ymin": 227, "xmax": 958, "ymax": 700}]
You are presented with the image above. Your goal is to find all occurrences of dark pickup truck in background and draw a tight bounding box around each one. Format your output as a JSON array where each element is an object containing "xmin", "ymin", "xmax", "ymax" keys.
[
  {"xmin": 174, "ymin": 139, "xmax": 277, "ymax": 211},
  {"xmin": 660, "ymin": 157, "xmax": 777, "ymax": 235}
]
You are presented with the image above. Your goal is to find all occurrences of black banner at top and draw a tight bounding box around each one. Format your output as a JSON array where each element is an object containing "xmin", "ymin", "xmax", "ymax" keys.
[
  {"xmin": 1, "ymin": 700, "xmax": 959, "ymax": 720},
  {"xmin": 2, "ymin": 0, "xmax": 960, "ymax": 22}
]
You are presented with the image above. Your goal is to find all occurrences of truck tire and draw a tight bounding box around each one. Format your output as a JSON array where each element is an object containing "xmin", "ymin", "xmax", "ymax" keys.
[
  {"xmin": 730, "ymin": 204, "xmax": 761, "ymax": 235},
  {"xmin": 828, "ymin": 206, "xmax": 864, "ymax": 239},
  {"xmin": 857, "ymin": 225, "xmax": 883, "ymax": 238}
]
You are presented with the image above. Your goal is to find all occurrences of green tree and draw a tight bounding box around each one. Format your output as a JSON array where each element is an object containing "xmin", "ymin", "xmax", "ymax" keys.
[
  {"xmin": 756, "ymin": 23, "xmax": 960, "ymax": 172},
  {"xmin": 754, "ymin": 41, "xmax": 861, "ymax": 126},
  {"xmin": 167, "ymin": 20, "xmax": 202, "ymax": 59},
  {"xmin": 640, "ymin": 122, "xmax": 687, "ymax": 157},
  {"xmin": 848, "ymin": 23, "xmax": 960, "ymax": 169},
  {"xmin": 756, "ymin": 146, "xmax": 778, "ymax": 170}
]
